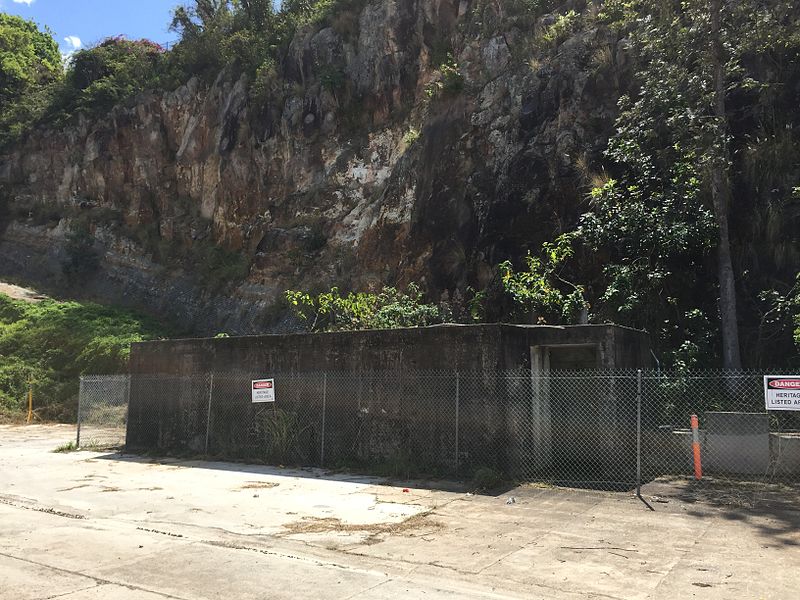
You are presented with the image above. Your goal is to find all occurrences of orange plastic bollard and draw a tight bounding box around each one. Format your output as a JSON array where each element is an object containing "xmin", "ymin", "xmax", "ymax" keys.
[{"xmin": 690, "ymin": 414, "xmax": 702, "ymax": 480}]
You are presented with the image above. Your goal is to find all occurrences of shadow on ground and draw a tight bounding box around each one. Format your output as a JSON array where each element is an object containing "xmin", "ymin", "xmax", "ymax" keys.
[
  {"xmin": 94, "ymin": 450, "xmax": 520, "ymax": 497},
  {"xmin": 641, "ymin": 475, "xmax": 800, "ymax": 547}
]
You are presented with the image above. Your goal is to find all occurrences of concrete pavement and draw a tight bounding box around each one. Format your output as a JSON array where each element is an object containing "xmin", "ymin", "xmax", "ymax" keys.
[{"xmin": 1, "ymin": 425, "xmax": 797, "ymax": 599}]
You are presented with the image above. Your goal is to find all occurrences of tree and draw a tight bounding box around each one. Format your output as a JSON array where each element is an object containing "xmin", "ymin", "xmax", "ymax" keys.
[
  {"xmin": 0, "ymin": 13, "xmax": 62, "ymax": 144},
  {"xmin": 59, "ymin": 37, "xmax": 165, "ymax": 114},
  {"xmin": 708, "ymin": 0, "xmax": 741, "ymax": 369},
  {"xmin": 582, "ymin": 0, "xmax": 799, "ymax": 367},
  {"xmin": 0, "ymin": 14, "xmax": 61, "ymax": 105},
  {"xmin": 169, "ymin": 0, "xmax": 282, "ymax": 81},
  {"xmin": 168, "ymin": 1, "xmax": 235, "ymax": 80},
  {"xmin": 170, "ymin": 0, "xmax": 232, "ymax": 38},
  {"xmin": 239, "ymin": 0, "xmax": 278, "ymax": 28}
]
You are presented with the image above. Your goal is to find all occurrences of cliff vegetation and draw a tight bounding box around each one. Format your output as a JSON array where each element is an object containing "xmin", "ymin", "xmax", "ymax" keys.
[{"xmin": 0, "ymin": 0, "xmax": 798, "ymax": 370}]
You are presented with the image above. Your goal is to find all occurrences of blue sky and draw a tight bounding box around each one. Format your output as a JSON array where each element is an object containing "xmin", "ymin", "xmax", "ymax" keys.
[{"xmin": 0, "ymin": 0, "xmax": 182, "ymax": 55}]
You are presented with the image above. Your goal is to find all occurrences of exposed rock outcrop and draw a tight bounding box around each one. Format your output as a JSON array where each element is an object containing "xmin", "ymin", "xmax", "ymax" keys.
[{"xmin": 0, "ymin": 0, "xmax": 623, "ymax": 333}]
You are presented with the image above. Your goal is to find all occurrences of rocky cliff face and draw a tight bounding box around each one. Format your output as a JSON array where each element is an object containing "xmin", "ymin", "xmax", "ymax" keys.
[{"xmin": 0, "ymin": 0, "xmax": 624, "ymax": 334}]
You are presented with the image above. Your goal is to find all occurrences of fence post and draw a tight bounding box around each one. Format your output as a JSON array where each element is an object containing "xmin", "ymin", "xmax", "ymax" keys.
[
  {"xmin": 321, "ymin": 372, "xmax": 327, "ymax": 467},
  {"xmin": 124, "ymin": 374, "xmax": 131, "ymax": 450},
  {"xmin": 636, "ymin": 369, "xmax": 642, "ymax": 499},
  {"xmin": 76, "ymin": 376, "xmax": 83, "ymax": 448},
  {"xmin": 454, "ymin": 371, "xmax": 460, "ymax": 471},
  {"xmin": 204, "ymin": 372, "xmax": 214, "ymax": 455}
]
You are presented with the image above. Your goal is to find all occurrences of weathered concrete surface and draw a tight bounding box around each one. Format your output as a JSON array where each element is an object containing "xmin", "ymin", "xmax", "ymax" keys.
[
  {"xmin": 128, "ymin": 323, "xmax": 651, "ymax": 374},
  {"xmin": 1, "ymin": 425, "xmax": 797, "ymax": 599},
  {"xmin": 125, "ymin": 324, "xmax": 650, "ymax": 478}
]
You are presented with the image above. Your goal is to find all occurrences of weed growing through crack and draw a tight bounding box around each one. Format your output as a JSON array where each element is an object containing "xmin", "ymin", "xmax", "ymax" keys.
[{"xmin": 53, "ymin": 441, "xmax": 78, "ymax": 453}]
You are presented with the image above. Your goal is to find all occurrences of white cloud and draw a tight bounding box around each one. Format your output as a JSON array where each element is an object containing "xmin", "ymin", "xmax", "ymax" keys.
[
  {"xmin": 12, "ymin": 0, "xmax": 36, "ymax": 6},
  {"xmin": 61, "ymin": 36, "xmax": 82, "ymax": 65},
  {"xmin": 63, "ymin": 36, "xmax": 82, "ymax": 50}
]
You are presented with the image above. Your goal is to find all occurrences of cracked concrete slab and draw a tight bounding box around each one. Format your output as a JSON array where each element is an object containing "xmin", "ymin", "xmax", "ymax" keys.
[
  {"xmin": 0, "ymin": 554, "xmax": 97, "ymax": 600},
  {"xmin": 1, "ymin": 424, "xmax": 797, "ymax": 599}
]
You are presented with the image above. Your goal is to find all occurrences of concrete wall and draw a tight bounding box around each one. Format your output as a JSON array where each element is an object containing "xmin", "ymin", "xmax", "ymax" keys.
[
  {"xmin": 129, "ymin": 324, "xmax": 651, "ymax": 376},
  {"xmin": 127, "ymin": 324, "xmax": 651, "ymax": 481},
  {"xmin": 643, "ymin": 428, "xmax": 800, "ymax": 478},
  {"xmin": 131, "ymin": 324, "xmax": 500, "ymax": 374}
]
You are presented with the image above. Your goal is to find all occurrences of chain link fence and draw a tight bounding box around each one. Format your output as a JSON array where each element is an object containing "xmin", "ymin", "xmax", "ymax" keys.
[
  {"xmin": 78, "ymin": 369, "xmax": 800, "ymax": 498},
  {"xmin": 77, "ymin": 375, "xmax": 129, "ymax": 448}
]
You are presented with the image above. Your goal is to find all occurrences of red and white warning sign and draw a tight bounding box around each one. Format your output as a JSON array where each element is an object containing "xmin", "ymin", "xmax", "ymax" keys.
[
  {"xmin": 764, "ymin": 376, "xmax": 800, "ymax": 411},
  {"xmin": 252, "ymin": 378, "xmax": 275, "ymax": 403}
]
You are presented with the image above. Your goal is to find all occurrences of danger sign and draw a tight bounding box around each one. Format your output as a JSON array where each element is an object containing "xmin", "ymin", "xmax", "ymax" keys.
[
  {"xmin": 252, "ymin": 379, "xmax": 275, "ymax": 403},
  {"xmin": 764, "ymin": 375, "xmax": 800, "ymax": 411}
]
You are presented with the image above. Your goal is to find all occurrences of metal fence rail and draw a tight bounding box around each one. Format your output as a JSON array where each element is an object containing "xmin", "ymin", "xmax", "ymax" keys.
[{"xmin": 78, "ymin": 369, "xmax": 800, "ymax": 494}]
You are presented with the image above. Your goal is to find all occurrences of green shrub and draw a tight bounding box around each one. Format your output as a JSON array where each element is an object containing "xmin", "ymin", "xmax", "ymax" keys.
[
  {"xmin": 286, "ymin": 284, "xmax": 445, "ymax": 332},
  {"xmin": 402, "ymin": 127, "xmax": 421, "ymax": 146},
  {"xmin": 538, "ymin": 10, "xmax": 581, "ymax": 49},
  {"xmin": 317, "ymin": 64, "xmax": 345, "ymax": 92},
  {"xmin": 54, "ymin": 37, "xmax": 166, "ymax": 117},
  {"xmin": 53, "ymin": 441, "xmax": 78, "ymax": 453},
  {"xmin": 168, "ymin": 0, "xmax": 366, "ymax": 86},
  {"xmin": 507, "ymin": 0, "xmax": 556, "ymax": 15},
  {"xmin": 597, "ymin": 0, "xmax": 640, "ymax": 31},
  {"xmin": 26, "ymin": 201, "xmax": 66, "ymax": 227},
  {"xmin": 250, "ymin": 56, "xmax": 279, "ymax": 100},
  {"xmin": 499, "ymin": 233, "xmax": 588, "ymax": 325},
  {"xmin": 262, "ymin": 408, "xmax": 309, "ymax": 463},
  {"xmin": 0, "ymin": 14, "xmax": 61, "ymax": 103},
  {"xmin": 372, "ymin": 449, "xmax": 418, "ymax": 480},
  {"xmin": 0, "ymin": 293, "xmax": 166, "ymax": 420},
  {"xmin": 425, "ymin": 54, "xmax": 464, "ymax": 99},
  {"xmin": 472, "ymin": 466, "xmax": 504, "ymax": 490}
]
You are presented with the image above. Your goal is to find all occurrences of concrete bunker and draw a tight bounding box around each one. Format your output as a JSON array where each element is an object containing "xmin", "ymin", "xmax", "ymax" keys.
[{"xmin": 126, "ymin": 324, "xmax": 651, "ymax": 481}]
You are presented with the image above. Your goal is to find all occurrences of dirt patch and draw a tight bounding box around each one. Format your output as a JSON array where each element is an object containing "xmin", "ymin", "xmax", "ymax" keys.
[
  {"xmin": 240, "ymin": 481, "xmax": 280, "ymax": 490},
  {"xmin": 282, "ymin": 511, "xmax": 441, "ymax": 541},
  {"xmin": 0, "ymin": 281, "xmax": 47, "ymax": 303}
]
